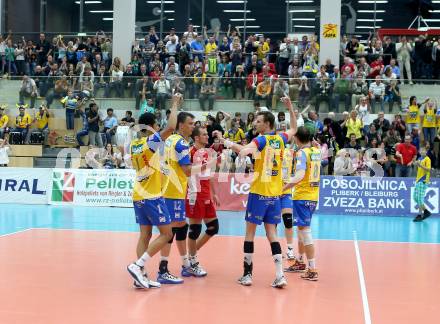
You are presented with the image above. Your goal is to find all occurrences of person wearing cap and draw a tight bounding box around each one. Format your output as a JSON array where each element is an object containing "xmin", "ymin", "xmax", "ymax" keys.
[
  {"xmin": 0, "ymin": 106, "xmax": 10, "ymax": 141},
  {"xmin": 28, "ymin": 105, "xmax": 50, "ymax": 145},
  {"xmin": 19, "ymin": 75, "xmax": 37, "ymax": 109},
  {"xmin": 13, "ymin": 106, "xmax": 32, "ymax": 144}
]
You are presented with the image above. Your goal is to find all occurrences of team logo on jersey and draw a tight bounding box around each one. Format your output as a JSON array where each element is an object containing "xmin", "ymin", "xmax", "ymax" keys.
[
  {"xmin": 131, "ymin": 144, "xmax": 144, "ymax": 154},
  {"xmin": 269, "ymin": 139, "xmax": 280, "ymax": 149}
]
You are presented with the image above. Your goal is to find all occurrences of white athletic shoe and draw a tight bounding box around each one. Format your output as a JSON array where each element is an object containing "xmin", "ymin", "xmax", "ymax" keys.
[
  {"xmin": 133, "ymin": 275, "xmax": 161, "ymax": 289},
  {"xmin": 188, "ymin": 263, "xmax": 208, "ymax": 277},
  {"xmin": 271, "ymin": 276, "xmax": 288, "ymax": 288},
  {"xmin": 127, "ymin": 263, "xmax": 150, "ymax": 288},
  {"xmin": 237, "ymin": 274, "xmax": 253, "ymax": 286},
  {"xmin": 286, "ymin": 248, "xmax": 295, "ymax": 260}
]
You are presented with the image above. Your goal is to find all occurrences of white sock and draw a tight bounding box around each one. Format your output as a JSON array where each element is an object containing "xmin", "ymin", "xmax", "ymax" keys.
[
  {"xmin": 135, "ymin": 252, "xmax": 151, "ymax": 267},
  {"xmin": 273, "ymin": 254, "xmax": 284, "ymax": 278},
  {"xmin": 287, "ymin": 244, "xmax": 294, "ymax": 251},
  {"xmin": 160, "ymin": 256, "xmax": 168, "ymax": 262},
  {"xmin": 244, "ymin": 253, "xmax": 253, "ymax": 265},
  {"xmin": 181, "ymin": 254, "xmax": 190, "ymax": 268},
  {"xmin": 308, "ymin": 258, "xmax": 316, "ymax": 269},
  {"xmin": 189, "ymin": 254, "xmax": 198, "ymax": 266}
]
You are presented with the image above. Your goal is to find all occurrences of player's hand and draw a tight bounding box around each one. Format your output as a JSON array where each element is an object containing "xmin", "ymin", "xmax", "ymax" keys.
[
  {"xmin": 280, "ymin": 96, "xmax": 292, "ymax": 109},
  {"xmin": 213, "ymin": 194, "xmax": 220, "ymax": 207}
]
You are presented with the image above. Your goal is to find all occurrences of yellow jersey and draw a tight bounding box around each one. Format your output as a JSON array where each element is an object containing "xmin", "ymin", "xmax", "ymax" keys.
[
  {"xmin": 282, "ymin": 148, "xmax": 294, "ymax": 195},
  {"xmin": 346, "ymin": 118, "xmax": 363, "ymax": 139},
  {"xmin": 416, "ymin": 156, "xmax": 431, "ymax": 183},
  {"xmin": 16, "ymin": 113, "xmax": 32, "ymax": 128},
  {"xmin": 131, "ymin": 133, "xmax": 164, "ymax": 201},
  {"xmin": 406, "ymin": 105, "xmax": 420, "ymax": 124},
  {"xmin": 422, "ymin": 107, "xmax": 436, "ymax": 128},
  {"xmin": 205, "ymin": 42, "xmax": 218, "ymax": 55},
  {"xmin": 257, "ymin": 42, "xmax": 269, "ymax": 60},
  {"xmin": 251, "ymin": 132, "xmax": 287, "ymax": 197},
  {"xmin": 225, "ymin": 128, "xmax": 246, "ymax": 143},
  {"xmin": 0, "ymin": 114, "xmax": 8, "ymax": 128},
  {"xmin": 163, "ymin": 134, "xmax": 191, "ymax": 200},
  {"xmin": 292, "ymin": 146, "xmax": 321, "ymax": 202},
  {"xmin": 35, "ymin": 112, "xmax": 49, "ymax": 129}
]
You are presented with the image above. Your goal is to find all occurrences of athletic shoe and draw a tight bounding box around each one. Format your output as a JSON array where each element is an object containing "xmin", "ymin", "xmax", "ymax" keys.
[
  {"xmin": 271, "ymin": 276, "xmax": 288, "ymax": 288},
  {"xmin": 422, "ymin": 209, "xmax": 432, "ymax": 220},
  {"xmin": 286, "ymin": 248, "xmax": 295, "ymax": 260},
  {"xmin": 133, "ymin": 276, "xmax": 161, "ymax": 289},
  {"xmin": 413, "ymin": 214, "xmax": 424, "ymax": 222},
  {"xmin": 181, "ymin": 266, "xmax": 193, "ymax": 277},
  {"xmin": 187, "ymin": 263, "xmax": 208, "ymax": 277},
  {"xmin": 237, "ymin": 274, "xmax": 253, "ymax": 286},
  {"xmin": 157, "ymin": 271, "xmax": 184, "ymax": 284},
  {"xmin": 127, "ymin": 263, "xmax": 150, "ymax": 288},
  {"xmin": 284, "ymin": 258, "xmax": 306, "ymax": 273},
  {"xmin": 301, "ymin": 268, "xmax": 319, "ymax": 281}
]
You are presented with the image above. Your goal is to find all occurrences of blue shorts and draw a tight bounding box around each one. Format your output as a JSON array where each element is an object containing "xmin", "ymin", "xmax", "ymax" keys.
[
  {"xmin": 164, "ymin": 198, "xmax": 187, "ymax": 223},
  {"xmin": 280, "ymin": 194, "xmax": 292, "ymax": 210},
  {"xmin": 133, "ymin": 198, "xmax": 171, "ymax": 226},
  {"xmin": 292, "ymin": 200, "xmax": 317, "ymax": 227},
  {"xmin": 245, "ymin": 193, "xmax": 281, "ymax": 225}
]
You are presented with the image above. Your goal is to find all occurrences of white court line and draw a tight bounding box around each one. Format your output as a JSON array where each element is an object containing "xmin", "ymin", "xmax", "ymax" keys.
[
  {"xmin": 353, "ymin": 231, "xmax": 372, "ymax": 324},
  {"xmin": 0, "ymin": 228, "xmax": 33, "ymax": 238}
]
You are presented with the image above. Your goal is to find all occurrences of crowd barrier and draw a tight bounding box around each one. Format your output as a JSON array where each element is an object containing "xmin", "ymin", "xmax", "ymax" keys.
[{"xmin": 0, "ymin": 168, "xmax": 438, "ymax": 216}]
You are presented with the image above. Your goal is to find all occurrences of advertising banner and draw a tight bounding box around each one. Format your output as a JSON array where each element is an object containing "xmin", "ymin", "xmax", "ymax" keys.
[{"xmin": 0, "ymin": 168, "xmax": 52, "ymax": 204}]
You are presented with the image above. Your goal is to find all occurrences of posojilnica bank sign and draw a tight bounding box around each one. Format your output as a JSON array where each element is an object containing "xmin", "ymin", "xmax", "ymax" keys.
[{"xmin": 323, "ymin": 24, "xmax": 337, "ymax": 38}]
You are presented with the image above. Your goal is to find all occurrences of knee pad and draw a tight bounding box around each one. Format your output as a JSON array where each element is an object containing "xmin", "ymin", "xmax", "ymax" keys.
[
  {"xmin": 174, "ymin": 224, "xmax": 189, "ymax": 241},
  {"xmin": 205, "ymin": 219, "xmax": 219, "ymax": 236},
  {"xmin": 188, "ymin": 223, "xmax": 202, "ymax": 240},
  {"xmin": 282, "ymin": 213, "xmax": 293, "ymax": 229},
  {"xmin": 270, "ymin": 241, "xmax": 282, "ymax": 255},
  {"xmin": 300, "ymin": 228, "xmax": 313, "ymax": 246}
]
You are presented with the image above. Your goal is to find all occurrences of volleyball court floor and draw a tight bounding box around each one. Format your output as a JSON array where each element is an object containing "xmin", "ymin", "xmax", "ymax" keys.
[{"xmin": 0, "ymin": 204, "xmax": 439, "ymax": 324}]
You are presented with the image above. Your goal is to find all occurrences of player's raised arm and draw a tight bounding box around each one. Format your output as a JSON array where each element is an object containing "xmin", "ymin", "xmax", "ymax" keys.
[
  {"xmin": 159, "ymin": 93, "xmax": 182, "ymax": 140},
  {"xmin": 281, "ymin": 96, "xmax": 297, "ymax": 140}
]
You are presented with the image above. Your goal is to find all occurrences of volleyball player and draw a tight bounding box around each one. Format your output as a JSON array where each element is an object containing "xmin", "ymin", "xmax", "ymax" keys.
[
  {"xmin": 283, "ymin": 126, "xmax": 321, "ymax": 281},
  {"xmin": 185, "ymin": 126, "xmax": 220, "ymax": 276},
  {"xmin": 157, "ymin": 111, "xmax": 195, "ymax": 284},
  {"xmin": 127, "ymin": 94, "xmax": 181, "ymax": 289},
  {"xmin": 214, "ymin": 96, "xmax": 297, "ymax": 288},
  {"xmin": 413, "ymin": 147, "xmax": 432, "ymax": 222}
]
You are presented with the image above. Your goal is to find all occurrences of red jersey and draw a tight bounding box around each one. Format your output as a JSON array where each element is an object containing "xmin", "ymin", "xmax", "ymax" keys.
[
  {"xmin": 396, "ymin": 143, "xmax": 417, "ymax": 165},
  {"xmin": 188, "ymin": 146, "xmax": 212, "ymax": 201}
]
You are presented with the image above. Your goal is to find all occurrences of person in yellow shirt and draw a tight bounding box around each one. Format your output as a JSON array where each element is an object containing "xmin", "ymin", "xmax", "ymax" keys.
[
  {"xmin": 127, "ymin": 93, "xmax": 180, "ymax": 289},
  {"xmin": 214, "ymin": 96, "xmax": 298, "ymax": 288},
  {"xmin": 413, "ymin": 147, "xmax": 432, "ymax": 222},
  {"xmin": 13, "ymin": 105, "xmax": 32, "ymax": 144},
  {"xmin": 255, "ymin": 78, "xmax": 272, "ymax": 108},
  {"xmin": 422, "ymin": 101, "xmax": 437, "ymax": 146},
  {"xmin": 159, "ymin": 111, "xmax": 196, "ymax": 283},
  {"xmin": 406, "ymin": 96, "xmax": 429, "ymax": 133},
  {"xmin": 224, "ymin": 120, "xmax": 245, "ymax": 143},
  {"xmin": 255, "ymin": 36, "xmax": 269, "ymax": 61},
  {"xmin": 0, "ymin": 106, "xmax": 10, "ymax": 141},
  {"xmin": 29, "ymin": 105, "xmax": 50, "ymax": 144},
  {"xmin": 283, "ymin": 126, "xmax": 321, "ymax": 281},
  {"xmin": 342, "ymin": 109, "xmax": 363, "ymax": 140}
]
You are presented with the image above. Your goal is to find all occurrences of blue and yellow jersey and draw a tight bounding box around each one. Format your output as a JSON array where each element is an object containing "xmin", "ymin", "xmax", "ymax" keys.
[
  {"xmin": 416, "ymin": 156, "xmax": 431, "ymax": 183},
  {"xmin": 16, "ymin": 113, "xmax": 32, "ymax": 128},
  {"xmin": 282, "ymin": 148, "xmax": 294, "ymax": 195},
  {"xmin": 0, "ymin": 114, "xmax": 8, "ymax": 128},
  {"xmin": 251, "ymin": 132, "xmax": 287, "ymax": 197},
  {"xmin": 292, "ymin": 146, "xmax": 321, "ymax": 202},
  {"xmin": 60, "ymin": 96, "xmax": 78, "ymax": 110},
  {"xmin": 35, "ymin": 112, "xmax": 49, "ymax": 129},
  {"xmin": 131, "ymin": 133, "xmax": 164, "ymax": 201},
  {"xmin": 406, "ymin": 105, "xmax": 420, "ymax": 124},
  {"xmin": 163, "ymin": 134, "xmax": 191, "ymax": 200},
  {"xmin": 423, "ymin": 107, "xmax": 436, "ymax": 128}
]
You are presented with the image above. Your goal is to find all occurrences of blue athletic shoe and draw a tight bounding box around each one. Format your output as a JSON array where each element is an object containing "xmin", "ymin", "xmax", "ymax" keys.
[
  {"xmin": 157, "ymin": 271, "xmax": 184, "ymax": 284},
  {"xmin": 181, "ymin": 266, "xmax": 193, "ymax": 277}
]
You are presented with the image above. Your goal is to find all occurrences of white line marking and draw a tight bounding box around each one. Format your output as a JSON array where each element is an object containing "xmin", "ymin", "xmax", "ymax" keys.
[
  {"xmin": 0, "ymin": 228, "xmax": 33, "ymax": 238},
  {"xmin": 353, "ymin": 231, "xmax": 372, "ymax": 324}
]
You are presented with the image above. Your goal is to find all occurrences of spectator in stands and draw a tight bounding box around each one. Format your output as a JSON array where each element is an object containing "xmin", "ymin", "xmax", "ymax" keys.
[
  {"xmin": 94, "ymin": 65, "xmax": 109, "ymax": 98},
  {"xmin": 315, "ymin": 65, "xmax": 332, "ymax": 112},
  {"xmin": 13, "ymin": 106, "xmax": 32, "ymax": 144},
  {"xmin": 246, "ymin": 67, "xmax": 259, "ymax": 100},
  {"xmin": 153, "ymin": 73, "xmax": 171, "ymax": 110},
  {"xmin": 383, "ymin": 127, "xmax": 401, "ymax": 150},
  {"xmin": 332, "ymin": 67, "xmax": 352, "ymax": 113},
  {"xmin": 391, "ymin": 114, "xmax": 407, "ymax": 141},
  {"xmin": 232, "ymin": 112, "xmax": 246, "ymax": 130},
  {"xmin": 396, "ymin": 36, "xmax": 413, "ymax": 84},
  {"xmin": 373, "ymin": 111, "xmax": 391, "ymax": 138},
  {"xmin": 165, "ymin": 64, "xmax": 181, "ymax": 82},
  {"xmin": 76, "ymin": 106, "xmax": 89, "ymax": 147},
  {"xmin": 79, "ymin": 66, "xmax": 94, "ymax": 99},
  {"xmin": 0, "ymin": 137, "xmax": 10, "ymax": 166},
  {"xmin": 369, "ymin": 75, "xmax": 385, "ymax": 113},
  {"xmin": 135, "ymin": 76, "xmax": 153, "ymax": 110},
  {"xmin": 411, "ymin": 127, "xmax": 420, "ymax": 151},
  {"xmin": 245, "ymin": 112, "xmax": 255, "ymax": 132},
  {"xmin": 275, "ymin": 111, "xmax": 288, "ymax": 132},
  {"xmin": 422, "ymin": 100, "xmax": 437, "ymax": 146},
  {"xmin": 232, "ymin": 65, "xmax": 246, "ymax": 100},
  {"xmin": 19, "ymin": 75, "xmax": 37, "ymax": 109},
  {"xmin": 87, "ymin": 102, "xmax": 103, "ymax": 148},
  {"xmin": 191, "ymin": 35, "xmax": 205, "ymax": 62},
  {"xmin": 351, "ymin": 75, "xmax": 368, "ymax": 108},
  {"xmin": 365, "ymin": 123, "xmax": 381, "ymax": 147},
  {"xmin": 193, "ymin": 66, "xmax": 206, "ymax": 98},
  {"xmin": 103, "ymin": 108, "xmax": 118, "ymax": 145},
  {"xmin": 255, "ymin": 78, "xmax": 272, "ymax": 109},
  {"xmin": 224, "ymin": 119, "xmax": 245, "ymax": 143},
  {"xmin": 215, "ymin": 111, "xmax": 231, "ymax": 131},
  {"xmin": 36, "ymin": 33, "xmax": 52, "ymax": 66},
  {"xmin": 0, "ymin": 106, "xmax": 10, "ymax": 141},
  {"xmin": 395, "ymin": 135, "xmax": 417, "ymax": 177},
  {"xmin": 406, "ymin": 96, "xmax": 428, "ymax": 133},
  {"xmin": 61, "ymin": 90, "xmax": 81, "ymax": 131},
  {"xmin": 199, "ymin": 76, "xmax": 216, "ymax": 111},
  {"xmin": 382, "ymin": 36, "xmax": 396, "ymax": 66},
  {"xmin": 334, "ymin": 149, "xmax": 355, "ymax": 176},
  {"xmin": 342, "ymin": 110, "xmax": 363, "ymax": 143},
  {"xmin": 368, "ymin": 55, "xmax": 384, "ymax": 80},
  {"xmin": 272, "ymin": 78, "xmax": 289, "ymax": 110},
  {"xmin": 123, "ymin": 64, "xmax": 136, "ymax": 97},
  {"xmin": 29, "ymin": 105, "xmax": 50, "ymax": 145},
  {"xmin": 171, "ymin": 76, "xmax": 186, "ymax": 97},
  {"xmin": 120, "ymin": 111, "xmax": 135, "ymax": 127},
  {"xmin": 108, "ymin": 58, "xmax": 124, "ymax": 97},
  {"xmin": 206, "ymin": 115, "xmax": 223, "ymax": 145}
]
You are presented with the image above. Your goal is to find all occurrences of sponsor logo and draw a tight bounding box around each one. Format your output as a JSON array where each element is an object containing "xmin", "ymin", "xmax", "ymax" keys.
[
  {"xmin": 230, "ymin": 177, "xmax": 250, "ymax": 195},
  {"xmin": 52, "ymin": 171, "xmax": 75, "ymax": 202},
  {"xmin": 411, "ymin": 187, "xmax": 439, "ymax": 213},
  {"xmin": 0, "ymin": 178, "xmax": 46, "ymax": 195}
]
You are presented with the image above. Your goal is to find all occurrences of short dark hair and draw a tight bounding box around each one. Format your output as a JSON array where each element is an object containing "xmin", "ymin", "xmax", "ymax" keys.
[
  {"xmin": 107, "ymin": 108, "xmax": 113, "ymax": 113},
  {"xmin": 349, "ymin": 133, "xmax": 356, "ymax": 138},
  {"xmin": 296, "ymin": 126, "xmax": 311, "ymax": 144},
  {"xmin": 165, "ymin": 109, "xmax": 171, "ymax": 116},
  {"xmin": 177, "ymin": 112, "xmax": 195, "ymax": 129},
  {"xmin": 257, "ymin": 111, "xmax": 275, "ymax": 129},
  {"xmin": 138, "ymin": 112, "xmax": 156, "ymax": 127},
  {"xmin": 191, "ymin": 126, "xmax": 206, "ymax": 140},
  {"xmin": 126, "ymin": 110, "xmax": 132, "ymax": 116}
]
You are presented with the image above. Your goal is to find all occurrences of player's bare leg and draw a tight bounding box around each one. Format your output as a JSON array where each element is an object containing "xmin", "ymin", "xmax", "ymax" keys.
[
  {"xmin": 238, "ymin": 221, "xmax": 257, "ymax": 286},
  {"xmin": 284, "ymin": 228, "xmax": 306, "ymax": 273},
  {"xmin": 298, "ymin": 226, "xmax": 318, "ymax": 281},
  {"xmin": 265, "ymin": 223, "xmax": 287, "ymax": 288},
  {"xmin": 281, "ymin": 207, "xmax": 294, "ymax": 259}
]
